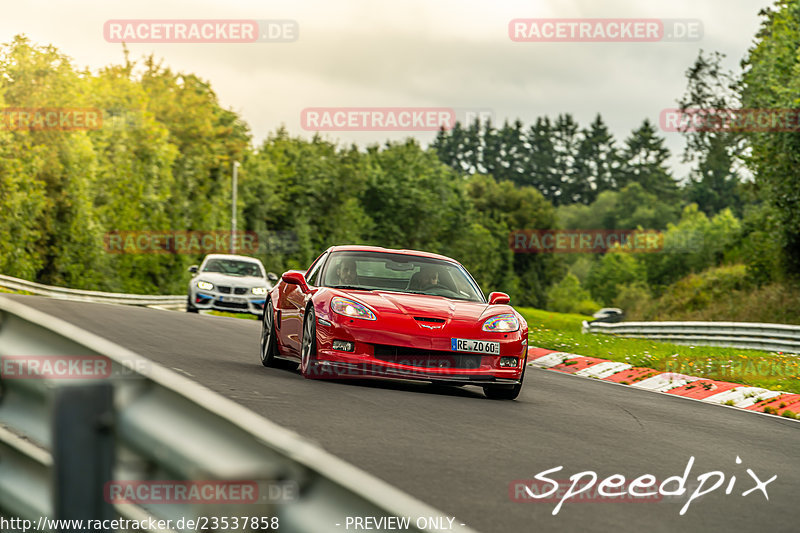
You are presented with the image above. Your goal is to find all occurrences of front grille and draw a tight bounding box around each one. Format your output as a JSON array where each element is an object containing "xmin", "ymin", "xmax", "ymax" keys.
[
  {"xmin": 217, "ymin": 301, "xmax": 248, "ymax": 309},
  {"xmin": 218, "ymin": 286, "xmax": 231, "ymax": 294},
  {"xmin": 234, "ymin": 287, "xmax": 248, "ymax": 295},
  {"xmin": 371, "ymin": 344, "xmax": 481, "ymax": 369},
  {"xmin": 414, "ymin": 317, "xmax": 446, "ymax": 324}
]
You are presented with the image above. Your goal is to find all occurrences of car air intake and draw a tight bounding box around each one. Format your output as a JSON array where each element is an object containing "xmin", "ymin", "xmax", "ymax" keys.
[
  {"xmin": 234, "ymin": 287, "xmax": 248, "ymax": 295},
  {"xmin": 414, "ymin": 317, "xmax": 446, "ymax": 323},
  {"xmin": 218, "ymin": 286, "xmax": 232, "ymax": 294},
  {"xmin": 371, "ymin": 344, "xmax": 480, "ymax": 369}
]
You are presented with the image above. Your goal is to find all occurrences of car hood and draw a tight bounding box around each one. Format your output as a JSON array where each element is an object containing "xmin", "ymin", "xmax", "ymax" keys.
[
  {"xmin": 337, "ymin": 290, "xmax": 509, "ymax": 323},
  {"xmin": 195, "ymin": 272, "xmax": 267, "ymax": 287}
]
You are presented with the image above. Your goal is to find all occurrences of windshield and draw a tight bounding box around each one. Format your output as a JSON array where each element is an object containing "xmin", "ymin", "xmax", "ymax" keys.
[
  {"xmin": 320, "ymin": 251, "xmax": 484, "ymax": 302},
  {"xmin": 202, "ymin": 258, "xmax": 263, "ymax": 277}
]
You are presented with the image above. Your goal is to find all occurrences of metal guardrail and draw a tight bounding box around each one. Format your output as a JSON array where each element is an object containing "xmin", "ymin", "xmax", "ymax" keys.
[
  {"xmin": 582, "ymin": 319, "xmax": 800, "ymax": 354},
  {"xmin": 0, "ymin": 296, "xmax": 478, "ymax": 533},
  {"xmin": 0, "ymin": 274, "xmax": 185, "ymax": 307}
]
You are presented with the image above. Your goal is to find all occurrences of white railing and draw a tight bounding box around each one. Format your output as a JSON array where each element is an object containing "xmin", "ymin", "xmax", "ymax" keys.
[
  {"xmin": 582, "ymin": 320, "xmax": 800, "ymax": 354},
  {"xmin": 0, "ymin": 296, "xmax": 477, "ymax": 532},
  {"xmin": 0, "ymin": 274, "xmax": 185, "ymax": 308}
]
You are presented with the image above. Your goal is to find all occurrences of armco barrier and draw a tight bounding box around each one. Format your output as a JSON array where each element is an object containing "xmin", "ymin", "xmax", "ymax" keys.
[
  {"xmin": 0, "ymin": 296, "xmax": 477, "ymax": 532},
  {"xmin": 582, "ymin": 320, "xmax": 800, "ymax": 354},
  {"xmin": 0, "ymin": 274, "xmax": 185, "ymax": 307}
]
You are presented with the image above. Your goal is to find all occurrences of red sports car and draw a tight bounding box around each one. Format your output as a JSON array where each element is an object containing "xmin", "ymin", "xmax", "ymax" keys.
[{"xmin": 259, "ymin": 245, "xmax": 528, "ymax": 399}]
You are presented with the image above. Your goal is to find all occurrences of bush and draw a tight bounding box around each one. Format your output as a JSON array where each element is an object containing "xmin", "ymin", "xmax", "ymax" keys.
[
  {"xmin": 585, "ymin": 250, "xmax": 645, "ymax": 306},
  {"xmin": 546, "ymin": 273, "xmax": 600, "ymax": 316},
  {"xmin": 612, "ymin": 281, "xmax": 652, "ymax": 319}
]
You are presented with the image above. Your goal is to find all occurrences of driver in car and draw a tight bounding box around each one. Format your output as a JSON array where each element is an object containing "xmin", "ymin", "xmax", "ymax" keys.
[
  {"xmin": 410, "ymin": 266, "xmax": 440, "ymax": 290},
  {"xmin": 334, "ymin": 258, "xmax": 358, "ymax": 285}
]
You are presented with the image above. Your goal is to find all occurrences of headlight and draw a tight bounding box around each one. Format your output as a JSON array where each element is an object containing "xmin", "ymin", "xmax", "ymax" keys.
[
  {"xmin": 251, "ymin": 287, "xmax": 268, "ymax": 296},
  {"xmin": 331, "ymin": 297, "xmax": 376, "ymax": 320},
  {"xmin": 197, "ymin": 280, "xmax": 214, "ymax": 291},
  {"xmin": 482, "ymin": 313, "xmax": 519, "ymax": 332}
]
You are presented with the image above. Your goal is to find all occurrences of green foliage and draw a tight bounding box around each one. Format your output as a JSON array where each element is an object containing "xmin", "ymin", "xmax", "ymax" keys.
[
  {"xmin": 612, "ymin": 281, "xmax": 652, "ymax": 317},
  {"xmin": 639, "ymin": 204, "xmax": 742, "ymax": 291},
  {"xmin": 648, "ymin": 264, "xmax": 752, "ymax": 315},
  {"xmin": 556, "ymin": 183, "xmax": 680, "ymax": 231},
  {"xmin": 545, "ymin": 273, "xmax": 599, "ymax": 316},
  {"xmin": 585, "ymin": 250, "xmax": 646, "ymax": 305},
  {"xmin": 618, "ymin": 119, "xmax": 679, "ymax": 201},
  {"xmin": 678, "ymin": 51, "xmax": 745, "ymax": 217},
  {"xmin": 741, "ymin": 0, "xmax": 800, "ymax": 276},
  {"xmin": 740, "ymin": 203, "xmax": 784, "ymax": 285}
]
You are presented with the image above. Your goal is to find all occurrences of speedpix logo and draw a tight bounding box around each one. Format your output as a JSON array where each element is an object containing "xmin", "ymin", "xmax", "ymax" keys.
[{"xmin": 512, "ymin": 456, "xmax": 776, "ymax": 515}]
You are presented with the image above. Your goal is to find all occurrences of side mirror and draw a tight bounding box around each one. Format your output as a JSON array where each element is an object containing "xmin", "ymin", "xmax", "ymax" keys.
[
  {"xmin": 281, "ymin": 271, "xmax": 310, "ymax": 293},
  {"xmin": 488, "ymin": 292, "xmax": 510, "ymax": 305},
  {"xmin": 188, "ymin": 265, "xmax": 198, "ymax": 274},
  {"xmin": 267, "ymin": 272, "xmax": 278, "ymax": 282}
]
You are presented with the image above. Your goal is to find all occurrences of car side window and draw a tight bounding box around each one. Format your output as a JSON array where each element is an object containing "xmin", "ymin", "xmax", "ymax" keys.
[{"xmin": 306, "ymin": 253, "xmax": 328, "ymax": 287}]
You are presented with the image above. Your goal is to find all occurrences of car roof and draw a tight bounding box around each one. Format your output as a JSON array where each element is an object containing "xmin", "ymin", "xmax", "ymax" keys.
[
  {"xmin": 202, "ymin": 254, "xmax": 264, "ymax": 264},
  {"xmin": 325, "ymin": 245, "xmax": 461, "ymax": 265}
]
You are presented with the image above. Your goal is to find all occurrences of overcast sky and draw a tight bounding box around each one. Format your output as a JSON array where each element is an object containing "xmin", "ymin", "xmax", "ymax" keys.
[{"xmin": 3, "ymin": 0, "xmax": 769, "ymax": 179}]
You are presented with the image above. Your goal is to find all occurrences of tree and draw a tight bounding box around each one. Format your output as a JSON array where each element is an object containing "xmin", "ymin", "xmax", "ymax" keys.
[
  {"xmin": 740, "ymin": 0, "xmax": 800, "ymax": 277},
  {"xmin": 678, "ymin": 51, "xmax": 745, "ymax": 216},
  {"xmin": 619, "ymin": 119, "xmax": 679, "ymax": 200},
  {"xmin": 573, "ymin": 114, "xmax": 622, "ymax": 204}
]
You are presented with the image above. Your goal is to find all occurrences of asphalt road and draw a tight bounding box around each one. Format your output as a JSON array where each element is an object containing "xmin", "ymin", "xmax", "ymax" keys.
[{"xmin": 7, "ymin": 295, "xmax": 799, "ymax": 533}]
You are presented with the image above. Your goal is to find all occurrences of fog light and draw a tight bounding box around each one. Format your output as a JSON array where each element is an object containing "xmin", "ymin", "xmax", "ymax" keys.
[
  {"xmin": 332, "ymin": 340, "xmax": 354, "ymax": 352},
  {"xmin": 500, "ymin": 357, "xmax": 518, "ymax": 368}
]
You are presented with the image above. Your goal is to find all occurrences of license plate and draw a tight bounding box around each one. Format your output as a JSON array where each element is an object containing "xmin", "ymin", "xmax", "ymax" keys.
[
  {"xmin": 220, "ymin": 296, "xmax": 247, "ymax": 304},
  {"xmin": 451, "ymin": 338, "xmax": 500, "ymax": 355}
]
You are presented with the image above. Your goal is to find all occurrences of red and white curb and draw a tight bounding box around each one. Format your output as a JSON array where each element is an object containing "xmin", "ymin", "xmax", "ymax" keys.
[{"xmin": 526, "ymin": 347, "xmax": 800, "ymax": 419}]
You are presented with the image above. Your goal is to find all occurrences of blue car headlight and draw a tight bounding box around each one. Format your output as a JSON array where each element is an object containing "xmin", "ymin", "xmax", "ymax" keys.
[
  {"xmin": 331, "ymin": 297, "xmax": 376, "ymax": 321},
  {"xmin": 482, "ymin": 313, "xmax": 519, "ymax": 332},
  {"xmin": 197, "ymin": 280, "xmax": 214, "ymax": 291}
]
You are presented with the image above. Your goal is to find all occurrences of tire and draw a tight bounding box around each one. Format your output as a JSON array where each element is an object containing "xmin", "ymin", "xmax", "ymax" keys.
[
  {"xmin": 186, "ymin": 295, "xmax": 198, "ymax": 313},
  {"xmin": 300, "ymin": 306, "xmax": 321, "ymax": 379},
  {"xmin": 260, "ymin": 301, "xmax": 279, "ymax": 367},
  {"xmin": 483, "ymin": 362, "xmax": 526, "ymax": 400}
]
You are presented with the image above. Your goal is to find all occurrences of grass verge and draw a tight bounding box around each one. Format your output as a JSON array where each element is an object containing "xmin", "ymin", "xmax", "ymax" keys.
[
  {"xmin": 206, "ymin": 310, "xmax": 259, "ymax": 320},
  {"xmin": 0, "ymin": 287, "xmax": 32, "ymax": 295},
  {"xmin": 518, "ymin": 307, "xmax": 800, "ymax": 395}
]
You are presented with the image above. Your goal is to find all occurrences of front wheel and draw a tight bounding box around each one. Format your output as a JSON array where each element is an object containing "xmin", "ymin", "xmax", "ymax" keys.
[
  {"xmin": 300, "ymin": 306, "xmax": 320, "ymax": 379},
  {"xmin": 483, "ymin": 362, "xmax": 526, "ymax": 400},
  {"xmin": 260, "ymin": 301, "xmax": 279, "ymax": 367},
  {"xmin": 186, "ymin": 295, "xmax": 198, "ymax": 313}
]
